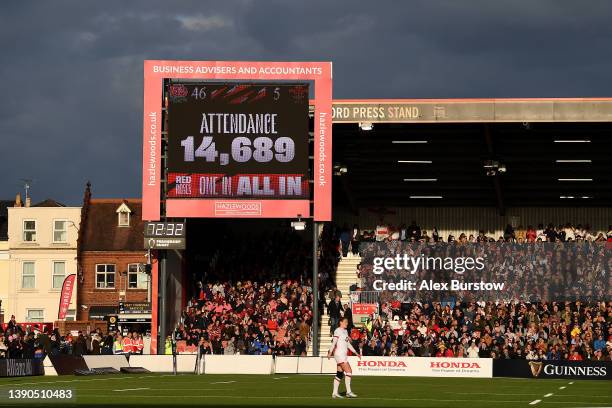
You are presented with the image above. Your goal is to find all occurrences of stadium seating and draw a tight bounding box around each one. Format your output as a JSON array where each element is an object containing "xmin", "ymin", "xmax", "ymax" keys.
[{"xmin": 321, "ymin": 222, "xmax": 611, "ymax": 362}]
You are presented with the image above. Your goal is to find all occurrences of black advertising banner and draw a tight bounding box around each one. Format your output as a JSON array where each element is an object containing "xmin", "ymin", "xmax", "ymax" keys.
[
  {"xmin": 119, "ymin": 302, "xmax": 152, "ymax": 314},
  {"xmin": 0, "ymin": 359, "xmax": 44, "ymax": 377},
  {"xmin": 49, "ymin": 355, "xmax": 88, "ymax": 375},
  {"xmin": 493, "ymin": 359, "xmax": 611, "ymax": 380},
  {"xmin": 167, "ymin": 82, "xmax": 309, "ymax": 199}
]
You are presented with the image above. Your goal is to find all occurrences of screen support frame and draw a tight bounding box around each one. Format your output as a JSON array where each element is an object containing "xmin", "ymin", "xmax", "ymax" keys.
[{"xmin": 142, "ymin": 61, "xmax": 332, "ymax": 354}]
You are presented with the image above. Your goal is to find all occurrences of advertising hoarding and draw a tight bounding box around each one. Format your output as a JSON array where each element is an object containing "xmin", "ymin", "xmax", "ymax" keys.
[
  {"xmin": 493, "ymin": 359, "xmax": 611, "ymax": 380},
  {"xmin": 348, "ymin": 356, "xmax": 492, "ymax": 378},
  {"xmin": 142, "ymin": 60, "xmax": 332, "ymax": 221}
]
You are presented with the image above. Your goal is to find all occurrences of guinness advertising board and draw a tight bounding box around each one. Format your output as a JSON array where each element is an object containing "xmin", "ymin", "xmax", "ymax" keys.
[{"xmin": 493, "ymin": 359, "xmax": 611, "ymax": 380}]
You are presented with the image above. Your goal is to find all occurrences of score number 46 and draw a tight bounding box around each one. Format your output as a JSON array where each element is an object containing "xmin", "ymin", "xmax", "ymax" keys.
[{"xmin": 180, "ymin": 136, "xmax": 295, "ymax": 163}]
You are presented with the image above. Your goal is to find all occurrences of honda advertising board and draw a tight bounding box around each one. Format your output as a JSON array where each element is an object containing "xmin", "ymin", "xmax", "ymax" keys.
[{"xmin": 347, "ymin": 356, "xmax": 492, "ymax": 378}]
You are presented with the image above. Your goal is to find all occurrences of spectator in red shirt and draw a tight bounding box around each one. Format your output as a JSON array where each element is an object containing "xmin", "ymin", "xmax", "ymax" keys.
[{"xmin": 568, "ymin": 350, "xmax": 583, "ymax": 361}]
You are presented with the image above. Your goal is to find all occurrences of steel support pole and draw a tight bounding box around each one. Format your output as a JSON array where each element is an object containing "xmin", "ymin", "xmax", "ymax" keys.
[
  {"xmin": 157, "ymin": 250, "xmax": 167, "ymax": 354},
  {"xmin": 312, "ymin": 221, "xmax": 319, "ymax": 356}
]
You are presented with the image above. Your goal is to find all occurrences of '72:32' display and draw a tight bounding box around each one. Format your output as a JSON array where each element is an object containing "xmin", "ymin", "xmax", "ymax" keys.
[{"xmin": 144, "ymin": 222, "xmax": 185, "ymax": 237}]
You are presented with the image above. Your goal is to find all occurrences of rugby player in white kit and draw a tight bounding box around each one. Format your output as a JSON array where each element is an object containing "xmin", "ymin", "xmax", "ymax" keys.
[{"xmin": 327, "ymin": 317, "xmax": 361, "ymax": 398}]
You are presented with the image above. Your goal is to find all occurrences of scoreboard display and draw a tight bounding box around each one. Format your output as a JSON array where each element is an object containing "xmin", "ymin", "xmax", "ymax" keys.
[
  {"xmin": 144, "ymin": 222, "xmax": 186, "ymax": 249},
  {"xmin": 144, "ymin": 222, "xmax": 185, "ymax": 237},
  {"xmin": 166, "ymin": 83, "xmax": 309, "ymax": 199}
]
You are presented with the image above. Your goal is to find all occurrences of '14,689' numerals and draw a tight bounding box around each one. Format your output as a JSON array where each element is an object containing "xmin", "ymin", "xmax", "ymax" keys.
[{"xmin": 180, "ymin": 136, "xmax": 295, "ymax": 164}]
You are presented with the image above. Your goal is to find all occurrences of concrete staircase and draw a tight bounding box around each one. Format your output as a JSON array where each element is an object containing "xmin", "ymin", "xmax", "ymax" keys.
[
  {"xmin": 335, "ymin": 254, "xmax": 362, "ymax": 300},
  {"xmin": 308, "ymin": 254, "xmax": 362, "ymax": 355}
]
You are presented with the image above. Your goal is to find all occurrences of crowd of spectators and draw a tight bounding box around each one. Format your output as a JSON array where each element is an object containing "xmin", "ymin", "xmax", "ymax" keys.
[
  {"xmin": 175, "ymin": 227, "xmax": 339, "ymax": 356},
  {"xmin": 338, "ymin": 222, "xmax": 612, "ymax": 269},
  {"xmin": 177, "ymin": 279, "xmax": 313, "ymax": 356},
  {"xmin": 341, "ymin": 222, "xmax": 612, "ymax": 246},
  {"xmin": 346, "ymin": 300, "xmax": 611, "ymax": 362},
  {"xmin": 358, "ymin": 240, "xmax": 610, "ymax": 303},
  {"xmin": 333, "ymin": 220, "xmax": 611, "ymax": 362},
  {"xmin": 0, "ymin": 316, "xmax": 146, "ymax": 359}
]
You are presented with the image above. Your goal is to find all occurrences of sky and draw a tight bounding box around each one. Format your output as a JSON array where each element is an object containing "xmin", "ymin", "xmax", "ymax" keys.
[{"xmin": 1, "ymin": 0, "xmax": 612, "ymax": 205}]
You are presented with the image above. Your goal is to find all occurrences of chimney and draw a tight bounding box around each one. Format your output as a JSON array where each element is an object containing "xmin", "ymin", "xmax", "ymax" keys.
[
  {"xmin": 14, "ymin": 193, "xmax": 22, "ymax": 207},
  {"xmin": 25, "ymin": 197, "xmax": 31, "ymax": 208}
]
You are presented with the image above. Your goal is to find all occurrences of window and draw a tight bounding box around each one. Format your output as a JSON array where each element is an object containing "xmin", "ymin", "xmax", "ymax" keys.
[
  {"xmin": 22, "ymin": 262, "xmax": 35, "ymax": 289},
  {"xmin": 96, "ymin": 264, "xmax": 115, "ymax": 289},
  {"xmin": 118, "ymin": 212, "xmax": 130, "ymax": 227},
  {"xmin": 26, "ymin": 309, "xmax": 44, "ymax": 322},
  {"xmin": 65, "ymin": 309, "xmax": 76, "ymax": 321},
  {"xmin": 53, "ymin": 220, "xmax": 68, "ymax": 242},
  {"xmin": 52, "ymin": 261, "xmax": 65, "ymax": 289},
  {"xmin": 128, "ymin": 263, "xmax": 148, "ymax": 289},
  {"xmin": 23, "ymin": 220, "xmax": 36, "ymax": 242},
  {"xmin": 116, "ymin": 203, "xmax": 131, "ymax": 227}
]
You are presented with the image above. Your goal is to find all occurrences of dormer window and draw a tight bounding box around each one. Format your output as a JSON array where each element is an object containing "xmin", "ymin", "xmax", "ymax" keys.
[{"xmin": 116, "ymin": 202, "xmax": 131, "ymax": 227}]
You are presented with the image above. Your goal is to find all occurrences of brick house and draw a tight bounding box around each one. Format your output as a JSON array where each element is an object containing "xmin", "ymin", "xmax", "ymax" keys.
[{"xmin": 76, "ymin": 183, "xmax": 151, "ymax": 334}]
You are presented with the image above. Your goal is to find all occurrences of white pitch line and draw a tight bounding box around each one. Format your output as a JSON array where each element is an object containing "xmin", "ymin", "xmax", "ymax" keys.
[
  {"xmin": 80, "ymin": 394, "xmax": 530, "ymax": 403},
  {"xmin": 544, "ymin": 393, "xmax": 553, "ymax": 398},
  {"xmin": 273, "ymin": 377, "xmax": 289, "ymax": 380},
  {"xmin": 450, "ymin": 392, "xmax": 541, "ymax": 396},
  {"xmin": 530, "ymin": 400, "xmax": 542, "ymax": 405},
  {"xmin": 210, "ymin": 380, "xmax": 236, "ymax": 384},
  {"xmin": 113, "ymin": 387, "xmax": 150, "ymax": 392},
  {"xmin": 559, "ymin": 386, "xmax": 566, "ymax": 390},
  {"xmin": 547, "ymin": 395, "xmax": 610, "ymax": 398},
  {"xmin": 0, "ymin": 376, "xmax": 130, "ymax": 387},
  {"xmin": 478, "ymin": 403, "xmax": 608, "ymax": 407},
  {"xmin": 81, "ymin": 388, "xmax": 225, "ymax": 392}
]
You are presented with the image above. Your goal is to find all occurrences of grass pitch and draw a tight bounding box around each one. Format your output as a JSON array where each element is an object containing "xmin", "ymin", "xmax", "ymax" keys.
[{"xmin": 0, "ymin": 373, "xmax": 609, "ymax": 407}]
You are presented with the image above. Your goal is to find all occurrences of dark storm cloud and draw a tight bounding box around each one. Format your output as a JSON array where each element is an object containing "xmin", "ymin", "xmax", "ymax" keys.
[{"xmin": 1, "ymin": 0, "xmax": 611, "ymax": 204}]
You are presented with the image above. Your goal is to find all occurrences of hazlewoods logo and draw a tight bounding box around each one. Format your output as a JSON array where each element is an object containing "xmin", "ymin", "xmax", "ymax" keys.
[{"xmin": 529, "ymin": 361, "xmax": 543, "ymax": 377}]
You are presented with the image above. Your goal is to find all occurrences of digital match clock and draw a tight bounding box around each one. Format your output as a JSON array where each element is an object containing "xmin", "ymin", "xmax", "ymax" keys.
[
  {"xmin": 144, "ymin": 222, "xmax": 186, "ymax": 249},
  {"xmin": 144, "ymin": 222, "xmax": 186, "ymax": 237}
]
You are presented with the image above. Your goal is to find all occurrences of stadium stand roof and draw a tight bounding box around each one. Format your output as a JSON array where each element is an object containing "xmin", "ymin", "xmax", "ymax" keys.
[{"xmin": 328, "ymin": 99, "xmax": 612, "ymax": 212}]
